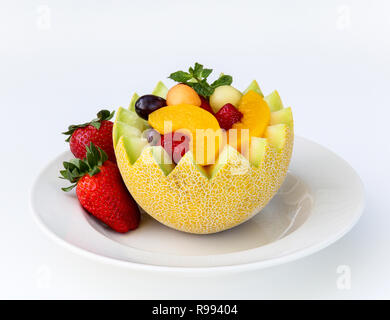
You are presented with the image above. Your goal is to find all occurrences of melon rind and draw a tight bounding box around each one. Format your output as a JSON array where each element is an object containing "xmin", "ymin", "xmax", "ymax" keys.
[{"xmin": 115, "ymin": 121, "xmax": 294, "ymax": 234}]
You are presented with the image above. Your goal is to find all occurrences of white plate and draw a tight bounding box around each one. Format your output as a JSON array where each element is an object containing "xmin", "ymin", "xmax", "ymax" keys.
[{"xmin": 30, "ymin": 137, "xmax": 364, "ymax": 274}]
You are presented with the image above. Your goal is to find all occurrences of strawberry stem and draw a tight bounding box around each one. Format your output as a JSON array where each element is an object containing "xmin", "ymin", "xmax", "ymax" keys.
[
  {"xmin": 62, "ymin": 109, "xmax": 115, "ymax": 142},
  {"xmin": 59, "ymin": 143, "xmax": 108, "ymax": 192}
]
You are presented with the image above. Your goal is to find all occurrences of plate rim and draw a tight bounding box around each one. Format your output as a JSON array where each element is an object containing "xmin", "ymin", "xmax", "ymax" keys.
[{"xmin": 30, "ymin": 136, "xmax": 365, "ymax": 274}]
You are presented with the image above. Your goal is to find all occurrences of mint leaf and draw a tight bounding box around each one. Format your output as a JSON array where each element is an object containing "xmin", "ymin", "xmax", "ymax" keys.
[
  {"xmin": 211, "ymin": 75, "xmax": 233, "ymax": 88},
  {"xmin": 168, "ymin": 63, "xmax": 233, "ymax": 97},
  {"xmin": 193, "ymin": 63, "xmax": 204, "ymax": 78},
  {"xmin": 168, "ymin": 71, "xmax": 192, "ymax": 83},
  {"xmin": 189, "ymin": 82, "xmax": 213, "ymax": 98},
  {"xmin": 202, "ymin": 68, "xmax": 212, "ymax": 79}
]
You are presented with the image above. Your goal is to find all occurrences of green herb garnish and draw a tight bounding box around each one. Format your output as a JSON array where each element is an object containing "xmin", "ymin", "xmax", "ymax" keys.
[{"xmin": 168, "ymin": 62, "xmax": 232, "ymax": 97}]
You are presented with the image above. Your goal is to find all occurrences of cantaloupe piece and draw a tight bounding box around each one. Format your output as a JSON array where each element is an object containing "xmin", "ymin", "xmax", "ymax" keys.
[{"xmin": 166, "ymin": 84, "xmax": 201, "ymax": 107}]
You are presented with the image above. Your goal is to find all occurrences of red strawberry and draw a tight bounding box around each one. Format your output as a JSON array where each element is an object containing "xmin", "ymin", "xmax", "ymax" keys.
[
  {"xmin": 215, "ymin": 103, "xmax": 243, "ymax": 130},
  {"xmin": 160, "ymin": 132, "xmax": 190, "ymax": 164},
  {"xmin": 199, "ymin": 96, "xmax": 214, "ymax": 114},
  {"xmin": 63, "ymin": 110, "xmax": 116, "ymax": 162},
  {"xmin": 60, "ymin": 143, "xmax": 140, "ymax": 233}
]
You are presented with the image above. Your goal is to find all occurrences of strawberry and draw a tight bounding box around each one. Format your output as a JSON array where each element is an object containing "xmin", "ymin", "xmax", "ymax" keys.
[
  {"xmin": 215, "ymin": 103, "xmax": 243, "ymax": 130},
  {"xmin": 199, "ymin": 96, "xmax": 214, "ymax": 114},
  {"xmin": 60, "ymin": 143, "xmax": 140, "ymax": 233},
  {"xmin": 160, "ymin": 132, "xmax": 190, "ymax": 164},
  {"xmin": 63, "ymin": 110, "xmax": 116, "ymax": 162}
]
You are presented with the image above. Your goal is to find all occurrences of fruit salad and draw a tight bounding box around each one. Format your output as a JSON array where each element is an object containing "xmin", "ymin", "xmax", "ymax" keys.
[
  {"xmin": 59, "ymin": 63, "xmax": 293, "ymax": 234},
  {"xmin": 113, "ymin": 63, "xmax": 294, "ymax": 234}
]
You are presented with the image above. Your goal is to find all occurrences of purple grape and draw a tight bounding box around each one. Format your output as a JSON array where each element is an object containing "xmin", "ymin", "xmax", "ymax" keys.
[
  {"xmin": 135, "ymin": 95, "xmax": 166, "ymax": 120},
  {"xmin": 142, "ymin": 129, "xmax": 161, "ymax": 146}
]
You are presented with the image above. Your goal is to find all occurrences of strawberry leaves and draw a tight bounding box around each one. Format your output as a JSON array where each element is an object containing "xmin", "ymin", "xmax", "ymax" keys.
[
  {"xmin": 62, "ymin": 109, "xmax": 115, "ymax": 142},
  {"xmin": 168, "ymin": 63, "xmax": 233, "ymax": 97},
  {"xmin": 60, "ymin": 143, "xmax": 108, "ymax": 191}
]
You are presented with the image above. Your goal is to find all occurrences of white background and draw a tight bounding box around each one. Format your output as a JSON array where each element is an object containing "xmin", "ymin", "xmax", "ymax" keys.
[{"xmin": 1, "ymin": 0, "xmax": 389, "ymax": 299}]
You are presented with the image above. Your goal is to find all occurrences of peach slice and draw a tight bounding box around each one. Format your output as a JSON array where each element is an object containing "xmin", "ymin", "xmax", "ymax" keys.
[{"xmin": 229, "ymin": 90, "xmax": 271, "ymax": 153}]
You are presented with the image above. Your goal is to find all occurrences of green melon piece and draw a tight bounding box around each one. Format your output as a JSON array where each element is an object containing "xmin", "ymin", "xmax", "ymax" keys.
[
  {"xmin": 129, "ymin": 93, "xmax": 139, "ymax": 111},
  {"xmin": 150, "ymin": 146, "xmax": 175, "ymax": 176},
  {"xmin": 122, "ymin": 135, "xmax": 148, "ymax": 165},
  {"xmin": 250, "ymin": 137, "xmax": 267, "ymax": 167},
  {"xmin": 243, "ymin": 80, "xmax": 263, "ymax": 97},
  {"xmin": 265, "ymin": 124, "xmax": 287, "ymax": 151},
  {"xmin": 264, "ymin": 90, "xmax": 283, "ymax": 112},
  {"xmin": 113, "ymin": 120, "xmax": 142, "ymax": 147},
  {"xmin": 270, "ymin": 107, "xmax": 293, "ymax": 128},
  {"xmin": 116, "ymin": 107, "xmax": 145, "ymax": 130},
  {"xmin": 152, "ymin": 81, "xmax": 168, "ymax": 99}
]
